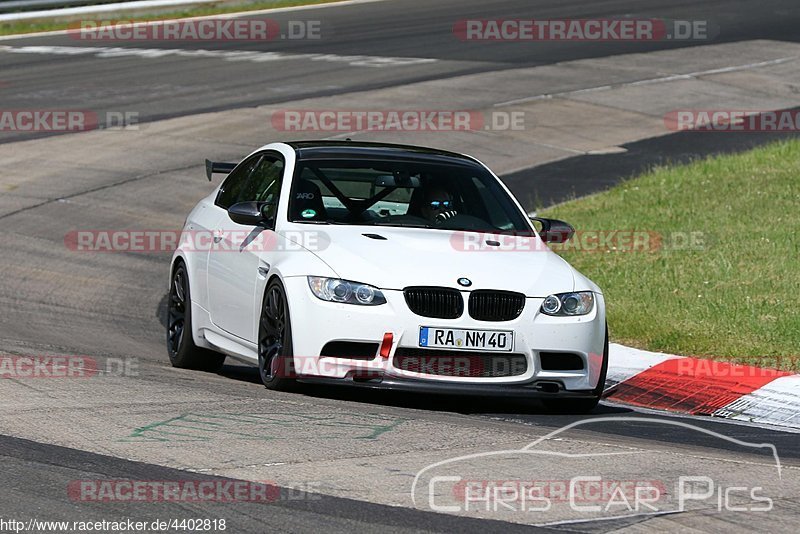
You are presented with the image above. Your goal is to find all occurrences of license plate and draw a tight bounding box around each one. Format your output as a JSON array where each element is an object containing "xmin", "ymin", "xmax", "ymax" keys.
[{"xmin": 419, "ymin": 327, "xmax": 513, "ymax": 352}]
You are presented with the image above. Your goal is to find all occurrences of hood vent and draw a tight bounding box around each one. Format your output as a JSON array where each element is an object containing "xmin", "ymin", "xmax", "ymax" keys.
[{"xmin": 362, "ymin": 233, "xmax": 388, "ymax": 240}]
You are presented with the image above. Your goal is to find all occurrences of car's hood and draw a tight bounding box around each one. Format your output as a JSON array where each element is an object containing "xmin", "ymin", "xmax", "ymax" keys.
[{"xmin": 291, "ymin": 225, "xmax": 576, "ymax": 297}]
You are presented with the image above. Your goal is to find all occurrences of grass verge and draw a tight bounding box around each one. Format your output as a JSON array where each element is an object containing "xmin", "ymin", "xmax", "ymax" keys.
[
  {"xmin": 0, "ymin": 0, "xmax": 345, "ymax": 36},
  {"xmin": 542, "ymin": 139, "xmax": 800, "ymax": 370}
]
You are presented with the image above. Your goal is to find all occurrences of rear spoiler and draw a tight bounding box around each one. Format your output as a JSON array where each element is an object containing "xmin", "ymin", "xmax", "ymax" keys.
[{"xmin": 205, "ymin": 159, "xmax": 237, "ymax": 181}]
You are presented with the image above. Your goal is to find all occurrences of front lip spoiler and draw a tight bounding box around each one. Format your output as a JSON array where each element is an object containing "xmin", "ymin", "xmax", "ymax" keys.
[{"xmin": 296, "ymin": 375, "xmax": 599, "ymax": 399}]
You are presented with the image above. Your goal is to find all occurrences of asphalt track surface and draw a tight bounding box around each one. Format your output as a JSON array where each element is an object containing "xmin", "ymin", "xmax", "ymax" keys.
[
  {"xmin": 0, "ymin": 434, "xmax": 547, "ymax": 533},
  {"xmin": 2, "ymin": 0, "xmax": 800, "ymax": 532},
  {"xmin": 1, "ymin": 0, "xmax": 800, "ymax": 140}
]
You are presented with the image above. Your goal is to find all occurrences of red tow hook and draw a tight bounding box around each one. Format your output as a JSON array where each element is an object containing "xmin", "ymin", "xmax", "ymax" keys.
[{"xmin": 379, "ymin": 333, "xmax": 394, "ymax": 359}]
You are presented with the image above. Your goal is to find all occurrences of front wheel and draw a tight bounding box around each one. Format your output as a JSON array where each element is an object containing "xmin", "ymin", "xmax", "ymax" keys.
[
  {"xmin": 166, "ymin": 263, "xmax": 226, "ymax": 372},
  {"xmin": 258, "ymin": 279, "xmax": 297, "ymax": 391}
]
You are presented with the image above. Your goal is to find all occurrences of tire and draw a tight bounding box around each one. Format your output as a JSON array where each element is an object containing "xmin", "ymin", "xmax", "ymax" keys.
[
  {"xmin": 166, "ymin": 262, "xmax": 226, "ymax": 372},
  {"xmin": 258, "ymin": 279, "xmax": 297, "ymax": 391},
  {"xmin": 542, "ymin": 325, "xmax": 609, "ymax": 414}
]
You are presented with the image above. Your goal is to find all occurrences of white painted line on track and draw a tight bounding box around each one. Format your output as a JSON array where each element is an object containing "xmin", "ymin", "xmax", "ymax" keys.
[
  {"xmin": 0, "ymin": 0, "xmax": 389, "ymax": 40},
  {"xmin": 0, "ymin": 0, "xmax": 221, "ymax": 23},
  {"xmin": 0, "ymin": 43, "xmax": 437, "ymax": 68},
  {"xmin": 494, "ymin": 56, "xmax": 798, "ymax": 107}
]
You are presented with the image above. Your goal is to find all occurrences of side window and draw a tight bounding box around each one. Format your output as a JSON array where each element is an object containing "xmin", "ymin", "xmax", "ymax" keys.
[
  {"xmin": 248, "ymin": 156, "xmax": 284, "ymax": 221},
  {"xmin": 243, "ymin": 156, "xmax": 284, "ymax": 202},
  {"xmin": 216, "ymin": 155, "xmax": 262, "ymax": 209},
  {"xmin": 215, "ymin": 153, "xmax": 285, "ymax": 214}
]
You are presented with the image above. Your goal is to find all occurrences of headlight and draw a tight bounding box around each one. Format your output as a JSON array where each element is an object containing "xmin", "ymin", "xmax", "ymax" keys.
[
  {"xmin": 540, "ymin": 291, "xmax": 594, "ymax": 316},
  {"xmin": 307, "ymin": 277, "xmax": 386, "ymax": 306}
]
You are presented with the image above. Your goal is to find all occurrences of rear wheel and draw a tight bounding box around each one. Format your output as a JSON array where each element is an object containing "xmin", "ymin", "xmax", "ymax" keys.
[
  {"xmin": 258, "ymin": 279, "xmax": 297, "ymax": 391},
  {"xmin": 542, "ymin": 326, "xmax": 609, "ymax": 414},
  {"xmin": 167, "ymin": 263, "xmax": 226, "ymax": 372}
]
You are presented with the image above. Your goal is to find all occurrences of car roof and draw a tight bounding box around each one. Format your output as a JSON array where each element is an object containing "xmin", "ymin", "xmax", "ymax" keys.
[{"xmin": 285, "ymin": 140, "xmax": 477, "ymax": 165}]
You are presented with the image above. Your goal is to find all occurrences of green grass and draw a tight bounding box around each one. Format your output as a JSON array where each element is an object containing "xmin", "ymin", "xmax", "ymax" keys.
[
  {"xmin": 542, "ymin": 139, "xmax": 800, "ymax": 370},
  {"xmin": 0, "ymin": 0, "xmax": 344, "ymax": 36}
]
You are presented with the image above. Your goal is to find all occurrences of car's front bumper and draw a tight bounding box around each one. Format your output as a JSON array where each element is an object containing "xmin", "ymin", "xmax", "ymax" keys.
[{"xmin": 283, "ymin": 276, "xmax": 607, "ymax": 393}]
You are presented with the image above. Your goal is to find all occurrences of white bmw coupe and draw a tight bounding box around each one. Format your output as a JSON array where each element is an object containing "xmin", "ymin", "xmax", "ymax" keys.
[{"xmin": 167, "ymin": 141, "xmax": 608, "ymax": 411}]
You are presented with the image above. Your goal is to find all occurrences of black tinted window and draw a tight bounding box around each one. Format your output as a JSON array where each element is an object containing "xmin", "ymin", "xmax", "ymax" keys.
[
  {"xmin": 249, "ymin": 157, "xmax": 284, "ymax": 220},
  {"xmin": 216, "ymin": 155, "xmax": 261, "ymax": 209},
  {"xmin": 288, "ymin": 158, "xmax": 530, "ymax": 233},
  {"xmin": 216, "ymin": 154, "xmax": 284, "ymax": 210}
]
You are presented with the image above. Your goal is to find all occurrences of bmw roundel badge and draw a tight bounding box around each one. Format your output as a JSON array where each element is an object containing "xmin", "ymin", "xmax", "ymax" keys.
[{"xmin": 457, "ymin": 278, "xmax": 472, "ymax": 287}]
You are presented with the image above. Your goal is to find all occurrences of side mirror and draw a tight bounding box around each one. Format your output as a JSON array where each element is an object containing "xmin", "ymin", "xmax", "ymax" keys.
[
  {"xmin": 530, "ymin": 217, "xmax": 575, "ymax": 243},
  {"xmin": 228, "ymin": 201, "xmax": 275, "ymax": 226}
]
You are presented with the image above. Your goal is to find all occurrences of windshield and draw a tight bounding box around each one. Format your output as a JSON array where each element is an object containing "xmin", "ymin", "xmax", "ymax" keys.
[{"xmin": 288, "ymin": 158, "xmax": 532, "ymax": 233}]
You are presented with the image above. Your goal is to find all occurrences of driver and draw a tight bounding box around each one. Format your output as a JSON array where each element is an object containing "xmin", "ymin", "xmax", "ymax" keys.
[{"xmin": 419, "ymin": 186, "xmax": 458, "ymax": 224}]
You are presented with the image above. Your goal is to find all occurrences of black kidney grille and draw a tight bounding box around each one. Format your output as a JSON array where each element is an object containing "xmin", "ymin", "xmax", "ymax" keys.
[
  {"xmin": 403, "ymin": 287, "xmax": 464, "ymax": 319},
  {"xmin": 468, "ymin": 290, "xmax": 526, "ymax": 321}
]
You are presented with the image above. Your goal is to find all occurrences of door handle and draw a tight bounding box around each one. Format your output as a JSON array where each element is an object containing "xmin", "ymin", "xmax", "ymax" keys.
[{"xmin": 213, "ymin": 235, "xmax": 223, "ymax": 244}]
